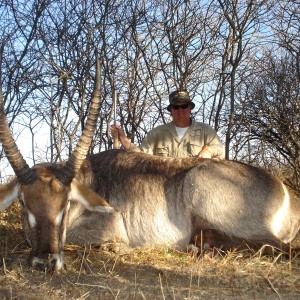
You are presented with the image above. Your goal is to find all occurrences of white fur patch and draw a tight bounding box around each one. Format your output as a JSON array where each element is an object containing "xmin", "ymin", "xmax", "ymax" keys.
[
  {"xmin": 51, "ymin": 253, "xmax": 64, "ymax": 271},
  {"xmin": 0, "ymin": 184, "xmax": 19, "ymax": 211},
  {"xmin": 90, "ymin": 205, "xmax": 115, "ymax": 213},
  {"xmin": 270, "ymin": 183, "xmax": 290, "ymax": 239},
  {"xmin": 55, "ymin": 209, "xmax": 64, "ymax": 226},
  {"xmin": 61, "ymin": 202, "xmax": 70, "ymax": 244},
  {"xmin": 28, "ymin": 210, "xmax": 37, "ymax": 228}
]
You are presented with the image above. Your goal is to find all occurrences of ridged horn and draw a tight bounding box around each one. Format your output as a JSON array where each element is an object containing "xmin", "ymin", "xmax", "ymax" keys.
[
  {"xmin": 0, "ymin": 84, "xmax": 36, "ymax": 184},
  {"xmin": 60, "ymin": 57, "xmax": 102, "ymax": 186}
]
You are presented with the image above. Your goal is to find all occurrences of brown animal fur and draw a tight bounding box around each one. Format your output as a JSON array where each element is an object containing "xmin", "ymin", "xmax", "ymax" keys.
[{"xmin": 66, "ymin": 149, "xmax": 300, "ymax": 251}]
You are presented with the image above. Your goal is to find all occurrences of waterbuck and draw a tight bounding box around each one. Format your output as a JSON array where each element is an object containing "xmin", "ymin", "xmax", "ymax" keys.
[
  {"xmin": 1, "ymin": 69, "xmax": 300, "ymax": 272},
  {"xmin": 66, "ymin": 149, "xmax": 300, "ymax": 253},
  {"xmin": 0, "ymin": 58, "xmax": 115, "ymax": 271}
]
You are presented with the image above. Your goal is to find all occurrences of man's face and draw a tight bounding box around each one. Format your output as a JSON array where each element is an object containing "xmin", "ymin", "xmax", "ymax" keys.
[{"xmin": 171, "ymin": 101, "xmax": 192, "ymax": 120}]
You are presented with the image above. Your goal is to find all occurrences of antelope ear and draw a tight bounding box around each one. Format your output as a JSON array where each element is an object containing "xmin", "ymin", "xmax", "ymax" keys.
[
  {"xmin": 0, "ymin": 179, "xmax": 20, "ymax": 211},
  {"xmin": 68, "ymin": 180, "xmax": 115, "ymax": 213}
]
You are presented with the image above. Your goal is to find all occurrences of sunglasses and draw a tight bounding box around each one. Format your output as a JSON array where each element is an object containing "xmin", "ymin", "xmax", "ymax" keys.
[{"xmin": 171, "ymin": 104, "xmax": 190, "ymax": 110}]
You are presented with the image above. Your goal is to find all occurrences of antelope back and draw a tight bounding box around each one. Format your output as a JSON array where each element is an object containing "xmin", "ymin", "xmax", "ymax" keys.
[{"xmin": 70, "ymin": 150, "xmax": 300, "ymax": 250}]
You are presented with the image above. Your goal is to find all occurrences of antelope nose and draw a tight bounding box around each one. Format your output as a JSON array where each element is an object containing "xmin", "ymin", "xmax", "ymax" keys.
[{"xmin": 30, "ymin": 254, "xmax": 64, "ymax": 271}]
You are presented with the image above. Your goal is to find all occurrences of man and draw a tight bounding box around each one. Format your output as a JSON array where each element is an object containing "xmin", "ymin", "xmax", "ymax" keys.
[{"xmin": 111, "ymin": 89, "xmax": 224, "ymax": 159}]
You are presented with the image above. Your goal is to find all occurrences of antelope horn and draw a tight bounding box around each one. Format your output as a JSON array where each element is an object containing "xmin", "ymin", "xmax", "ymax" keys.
[
  {"xmin": 0, "ymin": 84, "xmax": 36, "ymax": 184},
  {"xmin": 60, "ymin": 57, "xmax": 102, "ymax": 185}
]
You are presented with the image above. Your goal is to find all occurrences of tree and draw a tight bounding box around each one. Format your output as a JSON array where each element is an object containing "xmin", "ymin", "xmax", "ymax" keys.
[
  {"xmin": 215, "ymin": 0, "xmax": 270, "ymax": 159},
  {"xmin": 241, "ymin": 0, "xmax": 300, "ymax": 190}
]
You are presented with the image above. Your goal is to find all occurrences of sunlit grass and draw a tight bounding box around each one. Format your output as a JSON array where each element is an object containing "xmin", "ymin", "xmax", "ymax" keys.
[{"xmin": 0, "ymin": 203, "xmax": 300, "ymax": 299}]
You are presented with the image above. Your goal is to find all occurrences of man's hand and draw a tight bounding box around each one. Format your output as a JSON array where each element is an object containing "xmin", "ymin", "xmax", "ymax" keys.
[
  {"xmin": 197, "ymin": 145, "xmax": 214, "ymax": 158},
  {"xmin": 111, "ymin": 124, "xmax": 121, "ymax": 139},
  {"xmin": 110, "ymin": 124, "xmax": 131, "ymax": 150}
]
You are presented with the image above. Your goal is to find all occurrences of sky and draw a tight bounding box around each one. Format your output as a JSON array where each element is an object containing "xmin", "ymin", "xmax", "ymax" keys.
[{"xmin": 0, "ymin": 123, "xmax": 51, "ymax": 181}]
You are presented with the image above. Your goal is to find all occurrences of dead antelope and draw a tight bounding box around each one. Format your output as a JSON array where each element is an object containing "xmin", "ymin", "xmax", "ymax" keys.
[
  {"xmin": 0, "ymin": 58, "xmax": 114, "ymax": 271},
  {"xmin": 66, "ymin": 149, "xmax": 300, "ymax": 254},
  {"xmin": 1, "ymin": 72, "xmax": 300, "ymax": 272}
]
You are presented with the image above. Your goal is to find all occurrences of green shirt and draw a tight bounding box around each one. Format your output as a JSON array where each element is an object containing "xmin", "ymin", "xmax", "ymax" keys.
[{"xmin": 130, "ymin": 121, "xmax": 224, "ymax": 159}]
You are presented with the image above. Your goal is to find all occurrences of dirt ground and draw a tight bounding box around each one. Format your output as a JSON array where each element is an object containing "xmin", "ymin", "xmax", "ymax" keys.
[{"xmin": 0, "ymin": 203, "xmax": 300, "ymax": 300}]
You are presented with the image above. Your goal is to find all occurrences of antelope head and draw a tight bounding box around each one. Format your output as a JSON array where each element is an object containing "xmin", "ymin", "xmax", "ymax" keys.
[{"xmin": 0, "ymin": 58, "xmax": 114, "ymax": 271}]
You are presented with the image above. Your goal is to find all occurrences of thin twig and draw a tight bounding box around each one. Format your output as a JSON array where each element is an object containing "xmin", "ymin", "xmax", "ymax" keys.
[
  {"xmin": 159, "ymin": 273, "xmax": 166, "ymax": 300},
  {"xmin": 2, "ymin": 258, "xmax": 7, "ymax": 275},
  {"xmin": 265, "ymin": 276, "xmax": 282, "ymax": 300},
  {"xmin": 77, "ymin": 247, "xmax": 87, "ymax": 281},
  {"xmin": 75, "ymin": 282, "xmax": 108, "ymax": 289}
]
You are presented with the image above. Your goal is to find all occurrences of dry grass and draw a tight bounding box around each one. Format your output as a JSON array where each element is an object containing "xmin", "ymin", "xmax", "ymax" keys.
[{"xmin": 0, "ymin": 203, "xmax": 300, "ymax": 300}]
